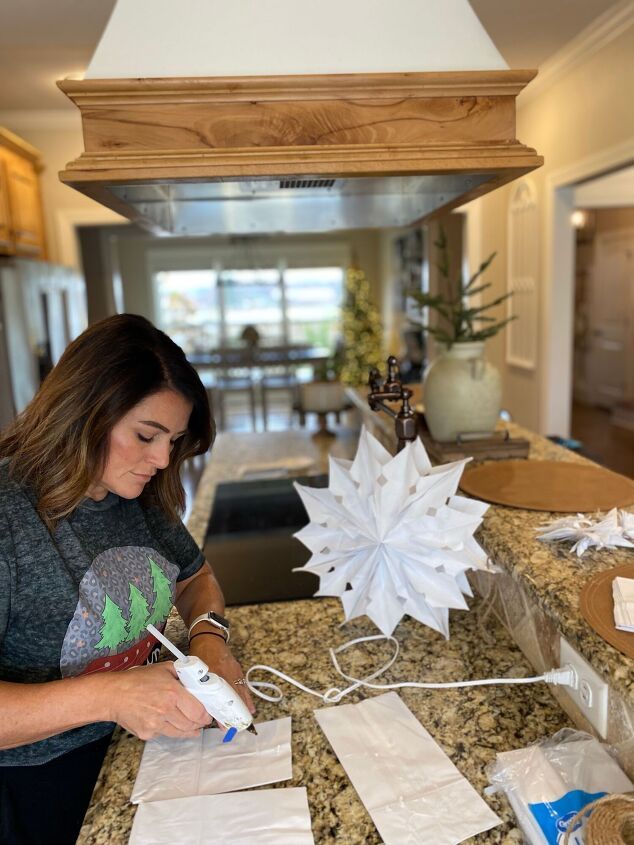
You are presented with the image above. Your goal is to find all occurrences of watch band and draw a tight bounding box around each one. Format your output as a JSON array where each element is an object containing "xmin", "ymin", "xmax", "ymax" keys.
[{"xmin": 188, "ymin": 611, "xmax": 230, "ymax": 643}]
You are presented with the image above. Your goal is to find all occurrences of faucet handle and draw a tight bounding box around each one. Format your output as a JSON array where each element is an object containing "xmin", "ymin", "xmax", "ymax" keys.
[
  {"xmin": 385, "ymin": 355, "xmax": 401, "ymax": 391},
  {"xmin": 368, "ymin": 366, "xmax": 383, "ymax": 393}
]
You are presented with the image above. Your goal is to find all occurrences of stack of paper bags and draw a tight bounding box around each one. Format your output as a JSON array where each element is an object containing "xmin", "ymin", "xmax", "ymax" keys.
[{"xmin": 128, "ymin": 717, "xmax": 315, "ymax": 845}]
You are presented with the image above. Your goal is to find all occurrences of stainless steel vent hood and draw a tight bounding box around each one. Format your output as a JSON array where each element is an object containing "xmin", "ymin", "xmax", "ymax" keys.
[
  {"xmin": 107, "ymin": 173, "xmax": 493, "ymax": 237},
  {"xmin": 57, "ymin": 1, "xmax": 542, "ymax": 235}
]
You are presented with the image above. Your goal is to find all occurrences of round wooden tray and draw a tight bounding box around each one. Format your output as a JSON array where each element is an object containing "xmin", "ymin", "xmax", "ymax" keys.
[
  {"xmin": 459, "ymin": 460, "xmax": 634, "ymax": 512},
  {"xmin": 580, "ymin": 564, "xmax": 634, "ymax": 659}
]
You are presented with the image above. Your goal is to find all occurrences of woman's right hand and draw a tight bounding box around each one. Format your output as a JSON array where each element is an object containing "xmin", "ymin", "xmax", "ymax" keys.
[{"xmin": 105, "ymin": 662, "xmax": 212, "ymax": 740}]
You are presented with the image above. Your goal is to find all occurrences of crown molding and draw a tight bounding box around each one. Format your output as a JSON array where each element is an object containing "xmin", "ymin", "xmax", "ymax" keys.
[
  {"xmin": 59, "ymin": 70, "xmax": 536, "ymax": 105},
  {"xmin": 519, "ymin": 0, "xmax": 634, "ymax": 107},
  {"xmin": 0, "ymin": 109, "xmax": 82, "ymax": 132}
]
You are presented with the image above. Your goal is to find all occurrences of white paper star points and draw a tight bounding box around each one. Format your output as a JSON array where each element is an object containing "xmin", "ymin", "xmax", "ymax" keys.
[
  {"xmin": 536, "ymin": 509, "xmax": 634, "ymax": 556},
  {"xmin": 293, "ymin": 427, "xmax": 491, "ymax": 638}
]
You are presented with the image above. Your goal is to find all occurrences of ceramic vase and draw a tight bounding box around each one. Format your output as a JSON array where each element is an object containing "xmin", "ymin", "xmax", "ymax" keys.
[{"xmin": 423, "ymin": 341, "xmax": 501, "ymax": 442}]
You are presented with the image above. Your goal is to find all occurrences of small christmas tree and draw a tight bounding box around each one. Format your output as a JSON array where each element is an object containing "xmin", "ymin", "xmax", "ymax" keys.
[
  {"xmin": 340, "ymin": 268, "xmax": 383, "ymax": 386},
  {"xmin": 126, "ymin": 583, "xmax": 150, "ymax": 642},
  {"xmin": 95, "ymin": 594, "xmax": 128, "ymax": 651},
  {"xmin": 146, "ymin": 557, "xmax": 174, "ymax": 627}
]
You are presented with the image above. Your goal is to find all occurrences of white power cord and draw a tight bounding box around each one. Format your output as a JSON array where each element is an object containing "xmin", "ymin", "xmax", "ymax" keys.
[{"xmin": 245, "ymin": 634, "xmax": 578, "ymax": 705}]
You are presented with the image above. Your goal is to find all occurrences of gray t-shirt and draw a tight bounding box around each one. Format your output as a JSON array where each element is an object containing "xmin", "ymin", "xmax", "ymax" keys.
[{"xmin": 0, "ymin": 459, "xmax": 204, "ymax": 766}]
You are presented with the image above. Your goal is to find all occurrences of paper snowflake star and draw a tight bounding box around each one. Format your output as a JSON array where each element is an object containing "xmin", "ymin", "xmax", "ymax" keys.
[
  {"xmin": 537, "ymin": 509, "xmax": 634, "ymax": 556},
  {"xmin": 293, "ymin": 428, "xmax": 491, "ymax": 638}
]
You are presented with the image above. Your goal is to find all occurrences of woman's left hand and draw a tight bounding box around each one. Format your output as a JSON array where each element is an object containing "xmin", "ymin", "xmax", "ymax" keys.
[{"xmin": 188, "ymin": 634, "xmax": 256, "ymax": 720}]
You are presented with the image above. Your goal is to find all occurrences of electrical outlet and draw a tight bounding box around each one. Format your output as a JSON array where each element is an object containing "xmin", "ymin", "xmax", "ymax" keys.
[{"xmin": 559, "ymin": 637, "xmax": 609, "ymax": 738}]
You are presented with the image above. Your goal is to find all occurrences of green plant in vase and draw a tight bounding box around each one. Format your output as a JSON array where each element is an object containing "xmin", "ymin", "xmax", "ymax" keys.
[
  {"xmin": 408, "ymin": 228, "xmax": 515, "ymax": 442},
  {"xmin": 408, "ymin": 227, "xmax": 514, "ymax": 348}
]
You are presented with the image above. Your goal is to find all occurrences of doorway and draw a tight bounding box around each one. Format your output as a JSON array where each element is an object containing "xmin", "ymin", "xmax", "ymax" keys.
[{"xmin": 569, "ymin": 168, "xmax": 634, "ymax": 477}]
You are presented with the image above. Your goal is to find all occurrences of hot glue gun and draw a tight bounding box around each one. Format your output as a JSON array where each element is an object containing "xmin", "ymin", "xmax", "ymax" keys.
[{"xmin": 147, "ymin": 623, "xmax": 256, "ymax": 742}]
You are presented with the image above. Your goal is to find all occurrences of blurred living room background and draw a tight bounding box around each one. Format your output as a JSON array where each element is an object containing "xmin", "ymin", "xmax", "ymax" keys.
[{"xmin": 1, "ymin": 0, "xmax": 633, "ymax": 483}]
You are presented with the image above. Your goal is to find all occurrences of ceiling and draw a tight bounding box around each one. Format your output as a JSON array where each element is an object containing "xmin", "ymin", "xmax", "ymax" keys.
[{"xmin": 0, "ymin": 0, "xmax": 622, "ymax": 111}]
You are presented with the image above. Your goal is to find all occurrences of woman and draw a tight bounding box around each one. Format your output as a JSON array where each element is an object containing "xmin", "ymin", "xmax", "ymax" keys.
[{"xmin": 0, "ymin": 314, "xmax": 255, "ymax": 845}]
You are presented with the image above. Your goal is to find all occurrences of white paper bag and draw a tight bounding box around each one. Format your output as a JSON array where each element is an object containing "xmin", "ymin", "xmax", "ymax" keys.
[
  {"xmin": 128, "ymin": 788, "xmax": 315, "ymax": 845},
  {"xmin": 131, "ymin": 717, "xmax": 292, "ymax": 803},
  {"xmin": 314, "ymin": 692, "xmax": 500, "ymax": 845}
]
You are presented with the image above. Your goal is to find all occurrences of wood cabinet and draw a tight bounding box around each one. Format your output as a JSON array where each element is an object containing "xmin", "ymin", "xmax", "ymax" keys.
[
  {"xmin": 0, "ymin": 158, "xmax": 12, "ymax": 252},
  {"xmin": 0, "ymin": 128, "xmax": 47, "ymax": 259}
]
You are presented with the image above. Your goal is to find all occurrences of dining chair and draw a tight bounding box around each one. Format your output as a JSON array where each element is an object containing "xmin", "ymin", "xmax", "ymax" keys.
[
  {"xmin": 260, "ymin": 365, "xmax": 299, "ymax": 431},
  {"xmin": 200, "ymin": 349, "xmax": 258, "ymax": 432}
]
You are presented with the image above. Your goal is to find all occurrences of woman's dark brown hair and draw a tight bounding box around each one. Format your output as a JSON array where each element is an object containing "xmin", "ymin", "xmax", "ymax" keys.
[{"xmin": 0, "ymin": 313, "xmax": 214, "ymax": 528}]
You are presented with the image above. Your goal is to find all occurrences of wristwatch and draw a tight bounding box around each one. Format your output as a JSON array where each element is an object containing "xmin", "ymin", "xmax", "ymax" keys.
[{"xmin": 188, "ymin": 611, "xmax": 231, "ymax": 643}]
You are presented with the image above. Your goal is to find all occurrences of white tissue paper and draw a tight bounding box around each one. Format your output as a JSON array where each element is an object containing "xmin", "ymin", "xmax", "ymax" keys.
[
  {"xmin": 293, "ymin": 427, "xmax": 491, "ymax": 638},
  {"xmin": 487, "ymin": 728, "xmax": 633, "ymax": 845},
  {"xmin": 613, "ymin": 576, "xmax": 634, "ymax": 632},
  {"xmin": 536, "ymin": 508, "xmax": 634, "ymax": 556},
  {"xmin": 131, "ymin": 717, "xmax": 292, "ymax": 803},
  {"xmin": 128, "ymin": 788, "xmax": 315, "ymax": 845},
  {"xmin": 314, "ymin": 691, "xmax": 500, "ymax": 845}
]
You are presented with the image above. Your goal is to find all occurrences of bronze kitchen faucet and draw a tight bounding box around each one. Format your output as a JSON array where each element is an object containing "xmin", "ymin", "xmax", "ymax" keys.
[{"xmin": 368, "ymin": 356, "xmax": 417, "ymax": 453}]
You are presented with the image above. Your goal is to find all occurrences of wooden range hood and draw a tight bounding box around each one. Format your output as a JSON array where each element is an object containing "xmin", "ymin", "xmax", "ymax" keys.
[{"xmin": 58, "ymin": 69, "xmax": 542, "ymax": 236}]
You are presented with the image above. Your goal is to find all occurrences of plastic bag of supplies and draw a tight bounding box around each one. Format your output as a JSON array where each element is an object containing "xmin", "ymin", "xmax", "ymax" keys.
[{"xmin": 486, "ymin": 729, "xmax": 633, "ymax": 844}]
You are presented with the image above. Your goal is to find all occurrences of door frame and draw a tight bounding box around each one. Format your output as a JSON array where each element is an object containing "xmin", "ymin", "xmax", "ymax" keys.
[{"xmin": 541, "ymin": 139, "xmax": 634, "ymax": 436}]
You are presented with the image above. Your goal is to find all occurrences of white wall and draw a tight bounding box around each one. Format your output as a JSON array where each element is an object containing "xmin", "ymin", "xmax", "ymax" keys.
[{"xmin": 470, "ymin": 13, "xmax": 634, "ymax": 434}]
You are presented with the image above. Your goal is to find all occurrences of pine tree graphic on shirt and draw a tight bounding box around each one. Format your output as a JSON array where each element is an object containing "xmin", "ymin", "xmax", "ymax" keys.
[
  {"xmin": 90, "ymin": 555, "xmax": 173, "ymax": 653},
  {"xmin": 61, "ymin": 546, "xmax": 179, "ymax": 676},
  {"xmin": 146, "ymin": 557, "xmax": 173, "ymax": 627},
  {"xmin": 94, "ymin": 593, "xmax": 128, "ymax": 650},
  {"xmin": 126, "ymin": 583, "xmax": 150, "ymax": 641}
]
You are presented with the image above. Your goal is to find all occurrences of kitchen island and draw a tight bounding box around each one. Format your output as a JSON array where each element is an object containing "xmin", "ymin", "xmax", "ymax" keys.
[{"xmin": 77, "ymin": 426, "xmax": 633, "ymax": 844}]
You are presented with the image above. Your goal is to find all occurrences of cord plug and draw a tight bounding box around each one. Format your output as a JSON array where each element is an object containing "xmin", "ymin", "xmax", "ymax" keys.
[{"xmin": 543, "ymin": 664, "xmax": 579, "ymax": 689}]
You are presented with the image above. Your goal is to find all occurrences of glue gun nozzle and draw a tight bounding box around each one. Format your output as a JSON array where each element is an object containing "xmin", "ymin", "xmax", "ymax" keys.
[{"xmin": 247, "ymin": 724, "xmax": 258, "ymax": 735}]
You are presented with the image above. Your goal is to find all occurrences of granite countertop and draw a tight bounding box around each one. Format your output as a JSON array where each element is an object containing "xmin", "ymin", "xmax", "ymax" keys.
[
  {"xmin": 78, "ymin": 426, "xmax": 633, "ymax": 844},
  {"xmin": 80, "ymin": 598, "xmax": 571, "ymax": 845},
  {"xmin": 477, "ymin": 423, "xmax": 634, "ymax": 703}
]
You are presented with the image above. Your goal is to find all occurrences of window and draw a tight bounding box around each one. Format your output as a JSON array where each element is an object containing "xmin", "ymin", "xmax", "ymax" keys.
[
  {"xmin": 218, "ymin": 269, "xmax": 283, "ymax": 345},
  {"xmin": 154, "ymin": 269, "xmax": 220, "ymax": 355},
  {"xmin": 154, "ymin": 264, "xmax": 344, "ymax": 354},
  {"xmin": 284, "ymin": 267, "xmax": 343, "ymax": 349}
]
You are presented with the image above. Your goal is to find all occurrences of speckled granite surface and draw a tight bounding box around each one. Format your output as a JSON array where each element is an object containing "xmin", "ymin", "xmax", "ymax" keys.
[
  {"xmin": 77, "ymin": 425, "xmax": 634, "ymax": 844},
  {"xmin": 79, "ymin": 598, "xmax": 571, "ymax": 845},
  {"xmin": 475, "ymin": 422, "xmax": 634, "ymax": 705}
]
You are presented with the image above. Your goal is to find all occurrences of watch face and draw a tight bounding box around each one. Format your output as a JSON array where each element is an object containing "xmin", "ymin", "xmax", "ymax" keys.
[{"xmin": 210, "ymin": 611, "xmax": 229, "ymax": 628}]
